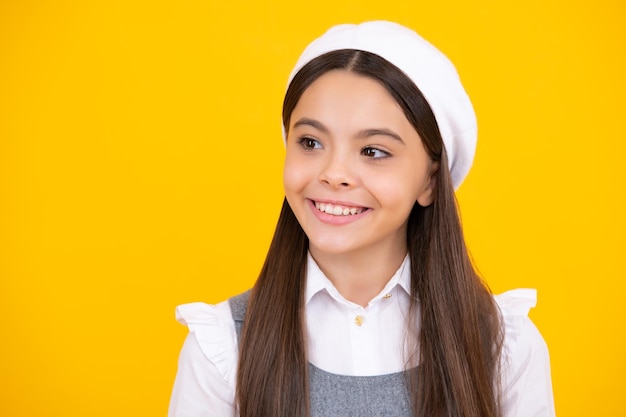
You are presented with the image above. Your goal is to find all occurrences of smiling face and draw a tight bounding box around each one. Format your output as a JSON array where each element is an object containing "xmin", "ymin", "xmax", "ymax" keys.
[{"xmin": 283, "ymin": 70, "xmax": 437, "ymax": 260}]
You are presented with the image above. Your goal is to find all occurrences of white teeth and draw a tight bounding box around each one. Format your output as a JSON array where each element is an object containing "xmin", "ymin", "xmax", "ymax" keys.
[{"xmin": 314, "ymin": 201, "xmax": 364, "ymax": 216}]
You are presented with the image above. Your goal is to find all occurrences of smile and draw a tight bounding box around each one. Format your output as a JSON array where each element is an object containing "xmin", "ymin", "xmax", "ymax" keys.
[{"xmin": 314, "ymin": 201, "xmax": 366, "ymax": 216}]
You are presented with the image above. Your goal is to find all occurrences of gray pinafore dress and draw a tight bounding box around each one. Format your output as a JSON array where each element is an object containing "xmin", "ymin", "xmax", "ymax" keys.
[{"xmin": 229, "ymin": 291, "xmax": 413, "ymax": 417}]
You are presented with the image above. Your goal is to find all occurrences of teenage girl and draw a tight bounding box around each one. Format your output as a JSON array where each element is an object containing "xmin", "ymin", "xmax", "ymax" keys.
[{"xmin": 168, "ymin": 21, "xmax": 555, "ymax": 417}]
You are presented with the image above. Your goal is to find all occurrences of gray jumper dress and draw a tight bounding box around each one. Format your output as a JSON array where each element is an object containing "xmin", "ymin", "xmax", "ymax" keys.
[{"xmin": 229, "ymin": 291, "xmax": 413, "ymax": 417}]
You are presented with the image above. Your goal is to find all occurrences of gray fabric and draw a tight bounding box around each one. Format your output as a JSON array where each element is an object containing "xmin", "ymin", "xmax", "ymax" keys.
[
  {"xmin": 229, "ymin": 291, "xmax": 413, "ymax": 416},
  {"xmin": 229, "ymin": 290, "xmax": 249, "ymax": 337},
  {"xmin": 308, "ymin": 364, "xmax": 412, "ymax": 416}
]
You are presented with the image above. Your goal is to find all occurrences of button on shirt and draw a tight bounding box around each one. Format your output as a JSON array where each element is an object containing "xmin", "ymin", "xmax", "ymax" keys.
[
  {"xmin": 168, "ymin": 254, "xmax": 555, "ymax": 417},
  {"xmin": 305, "ymin": 253, "xmax": 412, "ymax": 376}
]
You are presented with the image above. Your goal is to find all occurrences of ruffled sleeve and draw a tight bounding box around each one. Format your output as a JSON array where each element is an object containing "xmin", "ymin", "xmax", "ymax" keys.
[
  {"xmin": 168, "ymin": 301, "xmax": 239, "ymax": 417},
  {"xmin": 495, "ymin": 289, "xmax": 555, "ymax": 417}
]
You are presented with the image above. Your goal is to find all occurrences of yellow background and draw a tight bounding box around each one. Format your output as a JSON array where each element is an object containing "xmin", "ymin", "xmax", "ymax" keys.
[{"xmin": 1, "ymin": 0, "xmax": 624, "ymax": 415}]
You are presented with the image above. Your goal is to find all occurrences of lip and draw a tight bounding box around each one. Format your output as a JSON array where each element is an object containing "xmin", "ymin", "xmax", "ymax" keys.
[{"xmin": 306, "ymin": 198, "xmax": 371, "ymax": 225}]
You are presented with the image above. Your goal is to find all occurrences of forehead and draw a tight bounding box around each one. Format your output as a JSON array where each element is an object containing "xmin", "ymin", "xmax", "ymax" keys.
[
  {"xmin": 291, "ymin": 70, "xmax": 407, "ymax": 127},
  {"xmin": 301, "ymin": 69, "xmax": 391, "ymax": 100}
]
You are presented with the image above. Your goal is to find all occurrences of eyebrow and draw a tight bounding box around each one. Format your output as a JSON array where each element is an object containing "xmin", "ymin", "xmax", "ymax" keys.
[
  {"xmin": 292, "ymin": 118, "xmax": 329, "ymax": 134},
  {"xmin": 292, "ymin": 118, "xmax": 405, "ymax": 144},
  {"xmin": 357, "ymin": 128, "xmax": 405, "ymax": 144}
]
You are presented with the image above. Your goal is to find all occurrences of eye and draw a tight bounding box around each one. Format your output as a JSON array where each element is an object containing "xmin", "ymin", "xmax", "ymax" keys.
[
  {"xmin": 361, "ymin": 146, "xmax": 390, "ymax": 159},
  {"xmin": 298, "ymin": 137, "xmax": 323, "ymax": 150}
]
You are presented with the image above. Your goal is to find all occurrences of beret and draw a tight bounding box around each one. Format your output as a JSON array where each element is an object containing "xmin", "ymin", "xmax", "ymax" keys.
[{"xmin": 284, "ymin": 21, "xmax": 477, "ymax": 190}]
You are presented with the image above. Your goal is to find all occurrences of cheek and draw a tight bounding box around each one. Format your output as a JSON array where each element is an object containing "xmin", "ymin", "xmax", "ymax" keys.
[
  {"xmin": 381, "ymin": 186, "xmax": 419, "ymax": 209},
  {"xmin": 379, "ymin": 181, "xmax": 422, "ymax": 210},
  {"xmin": 370, "ymin": 167, "xmax": 428, "ymax": 205},
  {"xmin": 283, "ymin": 153, "xmax": 307, "ymax": 194}
]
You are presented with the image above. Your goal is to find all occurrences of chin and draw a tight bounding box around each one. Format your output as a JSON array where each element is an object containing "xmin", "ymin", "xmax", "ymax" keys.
[{"xmin": 307, "ymin": 237, "xmax": 364, "ymax": 256}]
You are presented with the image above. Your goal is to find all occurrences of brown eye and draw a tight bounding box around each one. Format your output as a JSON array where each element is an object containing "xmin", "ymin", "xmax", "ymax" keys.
[
  {"xmin": 298, "ymin": 137, "xmax": 322, "ymax": 150},
  {"xmin": 361, "ymin": 147, "xmax": 390, "ymax": 159}
]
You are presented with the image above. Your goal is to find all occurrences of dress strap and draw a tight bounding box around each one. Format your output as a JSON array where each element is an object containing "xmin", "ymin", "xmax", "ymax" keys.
[{"xmin": 228, "ymin": 290, "xmax": 250, "ymax": 341}]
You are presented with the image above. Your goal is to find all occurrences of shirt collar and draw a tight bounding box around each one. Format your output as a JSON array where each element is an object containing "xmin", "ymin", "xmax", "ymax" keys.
[{"xmin": 304, "ymin": 252, "xmax": 412, "ymax": 307}]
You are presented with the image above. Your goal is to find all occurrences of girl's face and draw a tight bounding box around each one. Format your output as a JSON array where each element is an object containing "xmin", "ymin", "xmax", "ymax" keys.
[{"xmin": 283, "ymin": 70, "xmax": 436, "ymax": 259}]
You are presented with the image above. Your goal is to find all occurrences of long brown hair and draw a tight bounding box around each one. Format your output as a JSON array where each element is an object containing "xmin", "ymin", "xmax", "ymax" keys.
[{"xmin": 237, "ymin": 50, "xmax": 503, "ymax": 417}]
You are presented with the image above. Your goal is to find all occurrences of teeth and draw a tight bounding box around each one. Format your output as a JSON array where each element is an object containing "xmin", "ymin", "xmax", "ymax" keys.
[{"xmin": 315, "ymin": 201, "xmax": 364, "ymax": 216}]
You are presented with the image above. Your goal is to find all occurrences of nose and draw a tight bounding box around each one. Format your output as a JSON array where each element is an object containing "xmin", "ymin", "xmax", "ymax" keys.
[{"xmin": 318, "ymin": 151, "xmax": 357, "ymax": 189}]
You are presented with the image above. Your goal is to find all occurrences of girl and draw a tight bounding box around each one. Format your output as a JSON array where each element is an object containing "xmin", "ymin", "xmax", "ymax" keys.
[{"xmin": 168, "ymin": 21, "xmax": 555, "ymax": 417}]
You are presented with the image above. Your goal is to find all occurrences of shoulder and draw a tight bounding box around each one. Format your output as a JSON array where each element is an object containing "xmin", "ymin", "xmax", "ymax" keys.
[
  {"xmin": 168, "ymin": 298, "xmax": 241, "ymax": 417},
  {"xmin": 494, "ymin": 289, "xmax": 547, "ymax": 367},
  {"xmin": 494, "ymin": 289, "xmax": 555, "ymax": 417},
  {"xmin": 494, "ymin": 289, "xmax": 541, "ymax": 358},
  {"xmin": 175, "ymin": 299, "xmax": 239, "ymax": 385}
]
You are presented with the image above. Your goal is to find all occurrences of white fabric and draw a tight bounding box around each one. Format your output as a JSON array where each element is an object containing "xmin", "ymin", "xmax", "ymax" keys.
[
  {"xmin": 168, "ymin": 255, "xmax": 555, "ymax": 417},
  {"xmin": 283, "ymin": 21, "xmax": 477, "ymax": 190}
]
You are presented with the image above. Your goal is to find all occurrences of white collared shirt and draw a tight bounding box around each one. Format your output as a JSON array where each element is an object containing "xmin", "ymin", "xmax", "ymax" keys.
[
  {"xmin": 305, "ymin": 253, "xmax": 413, "ymax": 376},
  {"xmin": 168, "ymin": 255, "xmax": 555, "ymax": 417}
]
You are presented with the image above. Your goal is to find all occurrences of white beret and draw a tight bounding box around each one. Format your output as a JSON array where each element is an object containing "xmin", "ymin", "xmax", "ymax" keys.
[{"xmin": 284, "ymin": 21, "xmax": 477, "ymax": 190}]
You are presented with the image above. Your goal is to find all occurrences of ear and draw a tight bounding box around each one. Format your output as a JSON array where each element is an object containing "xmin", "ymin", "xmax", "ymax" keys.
[{"xmin": 416, "ymin": 162, "xmax": 439, "ymax": 207}]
